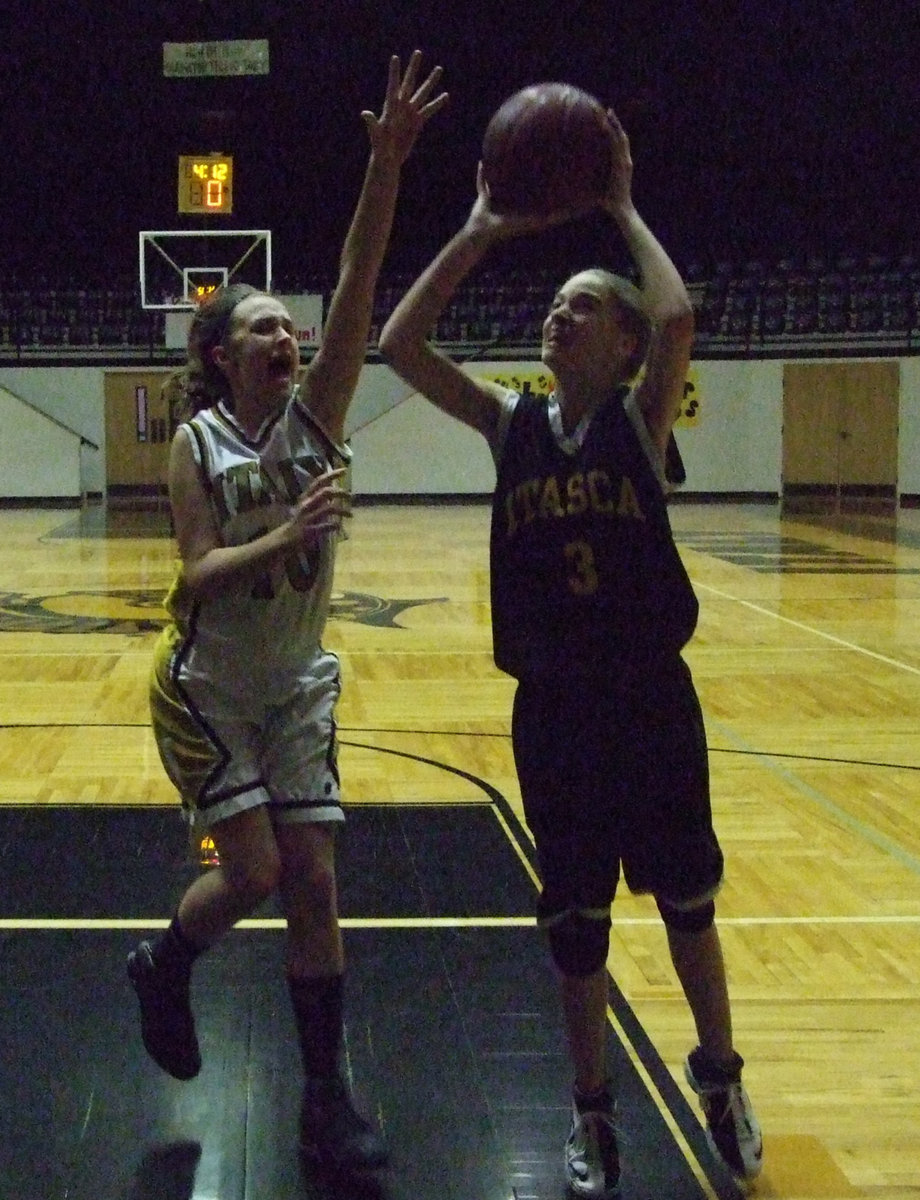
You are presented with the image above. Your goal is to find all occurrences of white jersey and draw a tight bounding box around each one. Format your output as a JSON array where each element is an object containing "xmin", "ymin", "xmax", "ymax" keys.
[{"xmin": 164, "ymin": 387, "xmax": 351, "ymax": 700}]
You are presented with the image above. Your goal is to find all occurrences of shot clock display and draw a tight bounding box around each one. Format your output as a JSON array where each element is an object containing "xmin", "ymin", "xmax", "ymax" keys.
[{"xmin": 177, "ymin": 155, "xmax": 234, "ymax": 214}]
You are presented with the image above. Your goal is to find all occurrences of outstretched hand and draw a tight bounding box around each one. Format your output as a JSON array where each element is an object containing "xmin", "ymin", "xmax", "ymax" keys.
[{"xmin": 361, "ymin": 51, "xmax": 449, "ymax": 167}]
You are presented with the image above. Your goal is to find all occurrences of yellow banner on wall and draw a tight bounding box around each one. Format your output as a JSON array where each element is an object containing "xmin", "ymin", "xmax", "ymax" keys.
[
  {"xmin": 676, "ymin": 366, "xmax": 700, "ymax": 426},
  {"xmin": 476, "ymin": 367, "xmax": 555, "ymax": 400}
]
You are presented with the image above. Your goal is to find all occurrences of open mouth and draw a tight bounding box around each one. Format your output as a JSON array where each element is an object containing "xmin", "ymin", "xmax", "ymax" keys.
[{"xmin": 267, "ymin": 356, "xmax": 294, "ymax": 380}]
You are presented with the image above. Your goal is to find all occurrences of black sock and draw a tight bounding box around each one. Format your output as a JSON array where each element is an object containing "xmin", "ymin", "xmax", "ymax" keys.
[
  {"xmin": 151, "ymin": 915, "xmax": 203, "ymax": 975},
  {"xmin": 287, "ymin": 973, "xmax": 344, "ymax": 1080},
  {"xmin": 574, "ymin": 1081, "xmax": 614, "ymax": 1112}
]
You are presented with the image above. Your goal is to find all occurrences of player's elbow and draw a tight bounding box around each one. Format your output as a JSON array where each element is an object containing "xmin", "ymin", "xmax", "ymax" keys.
[
  {"xmin": 648, "ymin": 302, "xmax": 694, "ymax": 361},
  {"xmin": 378, "ymin": 320, "xmax": 423, "ymax": 372},
  {"xmin": 377, "ymin": 321, "xmax": 400, "ymax": 363},
  {"xmin": 178, "ymin": 555, "xmax": 226, "ymax": 603},
  {"xmin": 657, "ymin": 299, "xmax": 695, "ymax": 341}
]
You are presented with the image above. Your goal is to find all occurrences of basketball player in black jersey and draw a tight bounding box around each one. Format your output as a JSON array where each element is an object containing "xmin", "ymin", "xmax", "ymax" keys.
[{"xmin": 380, "ymin": 111, "xmax": 762, "ymax": 1197}]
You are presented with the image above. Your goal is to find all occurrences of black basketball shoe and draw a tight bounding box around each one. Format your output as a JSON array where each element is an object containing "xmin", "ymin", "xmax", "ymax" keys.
[
  {"xmin": 127, "ymin": 939, "xmax": 201, "ymax": 1081},
  {"xmin": 300, "ymin": 1075, "xmax": 388, "ymax": 1171}
]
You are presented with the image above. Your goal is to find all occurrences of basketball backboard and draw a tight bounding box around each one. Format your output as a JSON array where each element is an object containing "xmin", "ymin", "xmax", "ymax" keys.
[{"xmin": 139, "ymin": 229, "xmax": 272, "ymax": 311}]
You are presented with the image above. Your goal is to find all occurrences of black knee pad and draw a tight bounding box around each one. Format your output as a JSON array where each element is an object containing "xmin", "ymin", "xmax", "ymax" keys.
[
  {"xmin": 544, "ymin": 910, "xmax": 611, "ymax": 977},
  {"xmin": 656, "ymin": 897, "xmax": 716, "ymax": 933}
]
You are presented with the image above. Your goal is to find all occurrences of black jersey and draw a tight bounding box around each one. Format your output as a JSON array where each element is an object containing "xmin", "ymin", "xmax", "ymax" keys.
[{"xmin": 489, "ymin": 388, "xmax": 699, "ymax": 681}]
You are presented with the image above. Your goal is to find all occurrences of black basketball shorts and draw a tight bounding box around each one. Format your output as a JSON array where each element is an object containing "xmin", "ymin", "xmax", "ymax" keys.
[{"xmin": 511, "ymin": 656, "xmax": 724, "ymax": 922}]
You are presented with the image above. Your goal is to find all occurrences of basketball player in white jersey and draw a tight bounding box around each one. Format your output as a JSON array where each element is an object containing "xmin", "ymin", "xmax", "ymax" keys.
[
  {"xmin": 128, "ymin": 52, "xmax": 447, "ymax": 1172},
  {"xmin": 380, "ymin": 111, "xmax": 762, "ymax": 1197}
]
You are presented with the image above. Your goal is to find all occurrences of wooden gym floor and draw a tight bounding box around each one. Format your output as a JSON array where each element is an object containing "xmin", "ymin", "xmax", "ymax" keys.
[{"xmin": 0, "ymin": 498, "xmax": 918, "ymax": 1200}]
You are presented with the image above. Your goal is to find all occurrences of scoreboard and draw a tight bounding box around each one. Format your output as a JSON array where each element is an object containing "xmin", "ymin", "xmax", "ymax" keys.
[{"xmin": 177, "ymin": 155, "xmax": 233, "ymax": 214}]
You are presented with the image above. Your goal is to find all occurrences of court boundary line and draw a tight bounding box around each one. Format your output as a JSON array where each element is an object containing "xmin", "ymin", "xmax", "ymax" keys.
[
  {"xmin": 690, "ymin": 577, "xmax": 920, "ymax": 874},
  {"xmin": 695, "ymin": 579, "xmax": 920, "ymax": 677},
  {"xmin": 4, "ymin": 722, "xmax": 919, "ymax": 776},
  {"xmin": 2, "ymin": 914, "xmax": 919, "ymax": 931},
  {"xmin": 709, "ymin": 714, "xmax": 920, "ymax": 877}
]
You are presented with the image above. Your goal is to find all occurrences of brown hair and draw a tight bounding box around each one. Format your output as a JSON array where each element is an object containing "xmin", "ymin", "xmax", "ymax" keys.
[
  {"xmin": 582, "ymin": 268, "xmax": 652, "ymax": 381},
  {"xmin": 160, "ymin": 371, "xmax": 189, "ymax": 439},
  {"xmin": 172, "ymin": 283, "xmax": 262, "ymax": 421}
]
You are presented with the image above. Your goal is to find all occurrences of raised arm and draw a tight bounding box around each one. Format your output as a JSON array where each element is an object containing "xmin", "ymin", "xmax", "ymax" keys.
[
  {"xmin": 303, "ymin": 52, "xmax": 447, "ymax": 443},
  {"xmin": 378, "ymin": 172, "xmax": 508, "ymax": 441},
  {"xmin": 602, "ymin": 111, "xmax": 694, "ymax": 455},
  {"xmin": 380, "ymin": 166, "xmax": 582, "ymax": 441}
]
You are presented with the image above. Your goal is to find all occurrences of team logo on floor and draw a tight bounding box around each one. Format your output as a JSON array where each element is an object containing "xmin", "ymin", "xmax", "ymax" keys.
[{"xmin": 0, "ymin": 589, "xmax": 445, "ymax": 635}]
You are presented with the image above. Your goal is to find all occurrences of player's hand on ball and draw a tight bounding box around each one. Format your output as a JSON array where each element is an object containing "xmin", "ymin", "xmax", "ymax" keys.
[
  {"xmin": 600, "ymin": 109, "xmax": 635, "ymax": 216},
  {"xmin": 466, "ymin": 162, "xmax": 596, "ymax": 244}
]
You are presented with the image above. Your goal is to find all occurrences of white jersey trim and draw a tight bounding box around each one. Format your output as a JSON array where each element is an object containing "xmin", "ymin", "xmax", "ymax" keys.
[{"xmin": 491, "ymin": 388, "xmax": 668, "ymax": 492}]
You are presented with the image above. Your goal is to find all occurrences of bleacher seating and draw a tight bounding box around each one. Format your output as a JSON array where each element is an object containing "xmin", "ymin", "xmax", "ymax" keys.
[
  {"xmin": 1, "ymin": 251, "xmax": 919, "ymax": 359},
  {"xmin": 0, "ymin": 278, "xmax": 166, "ymax": 352}
]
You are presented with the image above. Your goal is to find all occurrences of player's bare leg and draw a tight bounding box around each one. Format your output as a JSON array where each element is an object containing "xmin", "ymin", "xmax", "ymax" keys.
[
  {"xmin": 666, "ymin": 922, "xmax": 733, "ymax": 1062},
  {"xmin": 560, "ymin": 967, "xmax": 620, "ymax": 1197},
  {"xmin": 668, "ymin": 922, "xmax": 763, "ymax": 1181}
]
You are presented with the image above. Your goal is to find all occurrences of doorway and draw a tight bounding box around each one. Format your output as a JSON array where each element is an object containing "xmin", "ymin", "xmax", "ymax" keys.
[
  {"xmin": 104, "ymin": 370, "xmax": 174, "ymax": 503},
  {"xmin": 782, "ymin": 361, "xmax": 899, "ymax": 514}
]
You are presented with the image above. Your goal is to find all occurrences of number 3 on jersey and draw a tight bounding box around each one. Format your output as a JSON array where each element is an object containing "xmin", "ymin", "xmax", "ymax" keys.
[{"xmin": 565, "ymin": 538, "xmax": 599, "ymax": 595}]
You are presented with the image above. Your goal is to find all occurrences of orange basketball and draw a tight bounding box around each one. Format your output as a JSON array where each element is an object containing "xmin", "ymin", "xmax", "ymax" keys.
[{"xmin": 481, "ymin": 82, "xmax": 612, "ymax": 215}]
